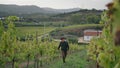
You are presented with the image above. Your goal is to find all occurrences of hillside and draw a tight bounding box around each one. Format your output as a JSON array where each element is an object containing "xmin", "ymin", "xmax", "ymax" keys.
[
  {"xmin": 15, "ymin": 9, "xmax": 103, "ymax": 26},
  {"xmin": 0, "ymin": 4, "xmax": 80, "ymax": 17},
  {"xmin": 50, "ymin": 24, "xmax": 103, "ymax": 40},
  {"xmin": 50, "ymin": 9, "xmax": 103, "ymax": 24},
  {"xmin": 0, "ymin": 4, "xmax": 103, "ymax": 26}
]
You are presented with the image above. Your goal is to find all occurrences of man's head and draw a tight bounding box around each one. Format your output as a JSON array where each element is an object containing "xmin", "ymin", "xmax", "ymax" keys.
[{"xmin": 60, "ymin": 37, "xmax": 66, "ymax": 42}]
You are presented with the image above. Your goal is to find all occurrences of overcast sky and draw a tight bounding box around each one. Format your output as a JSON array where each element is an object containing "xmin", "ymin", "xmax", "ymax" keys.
[{"xmin": 0, "ymin": 0, "xmax": 112, "ymax": 9}]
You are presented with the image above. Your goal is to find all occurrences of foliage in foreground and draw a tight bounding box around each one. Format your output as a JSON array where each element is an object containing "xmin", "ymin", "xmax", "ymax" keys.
[{"xmin": 87, "ymin": 0, "xmax": 120, "ymax": 68}]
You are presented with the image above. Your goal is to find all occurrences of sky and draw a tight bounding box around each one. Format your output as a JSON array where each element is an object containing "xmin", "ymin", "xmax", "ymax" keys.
[{"xmin": 0, "ymin": 0, "xmax": 112, "ymax": 9}]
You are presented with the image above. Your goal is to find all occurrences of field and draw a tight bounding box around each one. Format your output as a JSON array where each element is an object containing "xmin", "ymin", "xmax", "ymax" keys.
[
  {"xmin": 46, "ymin": 49, "xmax": 96, "ymax": 68},
  {"xmin": 1, "ymin": 1, "xmax": 119, "ymax": 67},
  {"xmin": 16, "ymin": 24, "xmax": 102, "ymax": 37},
  {"xmin": 15, "ymin": 24, "xmax": 99, "ymax": 68},
  {"xmin": 62, "ymin": 24, "xmax": 103, "ymax": 30},
  {"xmin": 20, "ymin": 45, "xmax": 96, "ymax": 68},
  {"xmin": 50, "ymin": 24, "xmax": 103, "ymax": 40},
  {"xmin": 0, "ymin": 22, "xmax": 101, "ymax": 68},
  {"xmin": 16, "ymin": 26, "xmax": 56, "ymax": 36}
]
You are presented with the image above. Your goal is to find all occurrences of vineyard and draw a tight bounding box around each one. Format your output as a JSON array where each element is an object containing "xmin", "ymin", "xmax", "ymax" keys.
[
  {"xmin": 87, "ymin": 0, "xmax": 120, "ymax": 68},
  {"xmin": 0, "ymin": 0, "xmax": 120, "ymax": 68},
  {"xmin": 0, "ymin": 16, "xmax": 85, "ymax": 68},
  {"xmin": 17, "ymin": 27, "xmax": 55, "ymax": 36}
]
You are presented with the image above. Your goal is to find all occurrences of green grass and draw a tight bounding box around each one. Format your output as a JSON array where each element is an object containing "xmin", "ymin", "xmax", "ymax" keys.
[
  {"xmin": 18, "ymin": 46, "xmax": 96, "ymax": 68},
  {"xmin": 16, "ymin": 26, "xmax": 56, "ymax": 36},
  {"xmin": 46, "ymin": 50, "xmax": 93, "ymax": 68},
  {"xmin": 62, "ymin": 24, "xmax": 103, "ymax": 30},
  {"xmin": 16, "ymin": 24, "xmax": 102, "ymax": 36}
]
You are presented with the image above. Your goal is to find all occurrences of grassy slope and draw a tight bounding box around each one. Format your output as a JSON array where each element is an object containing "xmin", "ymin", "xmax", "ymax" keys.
[
  {"xmin": 16, "ymin": 27, "xmax": 56, "ymax": 36},
  {"xmin": 16, "ymin": 24, "xmax": 102, "ymax": 35},
  {"xmin": 50, "ymin": 24, "xmax": 103, "ymax": 39},
  {"xmin": 46, "ymin": 49, "xmax": 96, "ymax": 68},
  {"xmin": 62, "ymin": 24, "xmax": 103, "ymax": 30}
]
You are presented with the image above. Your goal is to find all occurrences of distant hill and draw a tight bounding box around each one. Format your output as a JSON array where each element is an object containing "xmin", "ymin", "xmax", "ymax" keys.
[
  {"xmin": 13, "ymin": 9, "xmax": 102, "ymax": 27},
  {"xmin": 0, "ymin": 4, "xmax": 103, "ymax": 26},
  {"xmin": 49, "ymin": 9, "xmax": 103, "ymax": 24},
  {"xmin": 43, "ymin": 7, "xmax": 81, "ymax": 13},
  {"xmin": 0, "ymin": 4, "xmax": 80, "ymax": 17}
]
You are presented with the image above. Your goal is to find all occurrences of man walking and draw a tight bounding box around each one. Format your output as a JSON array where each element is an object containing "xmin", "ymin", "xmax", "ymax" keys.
[{"xmin": 58, "ymin": 37, "xmax": 69, "ymax": 63}]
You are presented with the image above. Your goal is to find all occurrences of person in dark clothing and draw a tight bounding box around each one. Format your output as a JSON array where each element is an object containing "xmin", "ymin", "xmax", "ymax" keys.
[{"xmin": 58, "ymin": 37, "xmax": 69, "ymax": 63}]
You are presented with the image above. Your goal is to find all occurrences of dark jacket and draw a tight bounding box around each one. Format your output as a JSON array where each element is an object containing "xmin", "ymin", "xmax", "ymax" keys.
[{"xmin": 58, "ymin": 41, "xmax": 69, "ymax": 51}]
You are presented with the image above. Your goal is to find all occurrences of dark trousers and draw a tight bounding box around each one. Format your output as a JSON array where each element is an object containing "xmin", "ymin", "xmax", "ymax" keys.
[{"xmin": 61, "ymin": 50, "xmax": 67, "ymax": 63}]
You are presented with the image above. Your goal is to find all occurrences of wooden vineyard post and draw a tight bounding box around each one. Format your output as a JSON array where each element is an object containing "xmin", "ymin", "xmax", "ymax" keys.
[
  {"xmin": 40, "ymin": 50, "xmax": 43, "ymax": 67},
  {"xmin": 34, "ymin": 31, "xmax": 40, "ymax": 68},
  {"xmin": 26, "ymin": 54, "xmax": 30, "ymax": 68},
  {"xmin": 34, "ymin": 56, "xmax": 36, "ymax": 68},
  {"xmin": 12, "ymin": 57, "xmax": 15, "ymax": 68}
]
